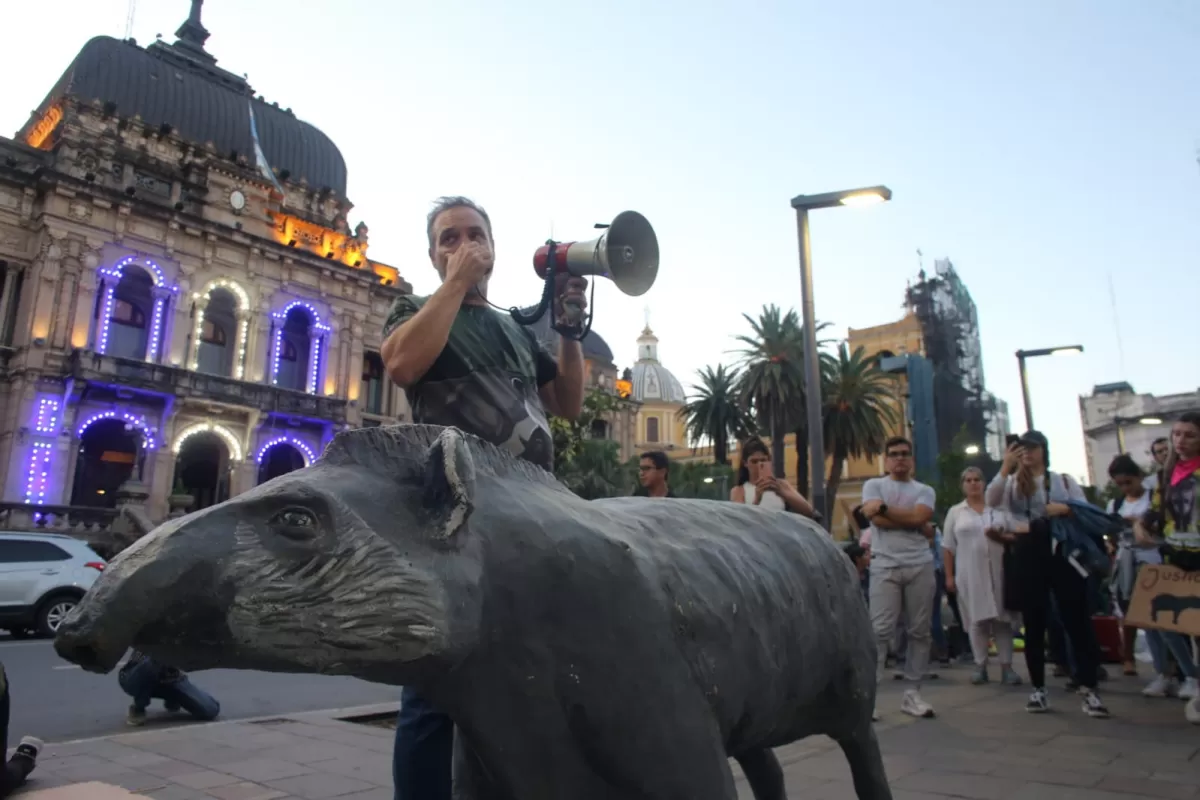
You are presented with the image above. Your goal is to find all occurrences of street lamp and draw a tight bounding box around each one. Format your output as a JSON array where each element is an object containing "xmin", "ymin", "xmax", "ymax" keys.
[
  {"xmin": 1015, "ymin": 345, "xmax": 1084, "ymax": 431},
  {"xmin": 791, "ymin": 185, "xmax": 893, "ymax": 528},
  {"xmin": 703, "ymin": 474, "xmax": 729, "ymax": 499},
  {"xmin": 964, "ymin": 444, "xmax": 980, "ymax": 456},
  {"xmin": 1114, "ymin": 415, "xmax": 1164, "ymax": 455}
]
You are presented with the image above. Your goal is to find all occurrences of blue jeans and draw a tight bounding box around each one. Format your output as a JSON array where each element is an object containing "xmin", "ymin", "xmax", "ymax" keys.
[
  {"xmin": 393, "ymin": 686, "xmax": 453, "ymax": 800},
  {"xmin": 1145, "ymin": 629, "xmax": 1198, "ymax": 679},
  {"xmin": 118, "ymin": 661, "xmax": 220, "ymax": 721}
]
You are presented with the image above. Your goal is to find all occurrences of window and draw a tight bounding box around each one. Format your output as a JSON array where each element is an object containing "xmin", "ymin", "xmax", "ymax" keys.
[
  {"xmin": 362, "ymin": 353, "xmax": 384, "ymax": 415},
  {"xmin": 281, "ymin": 339, "xmax": 298, "ymax": 361},
  {"xmin": 0, "ymin": 539, "xmax": 72, "ymax": 563},
  {"xmin": 590, "ymin": 419, "xmax": 609, "ymax": 439},
  {"xmin": 112, "ymin": 300, "xmax": 145, "ymax": 328},
  {"xmin": 201, "ymin": 319, "xmax": 227, "ymax": 345},
  {"xmin": 646, "ymin": 417, "xmax": 659, "ymax": 443}
]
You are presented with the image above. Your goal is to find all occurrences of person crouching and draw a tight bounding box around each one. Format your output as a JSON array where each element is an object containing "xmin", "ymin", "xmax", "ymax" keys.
[{"xmin": 119, "ymin": 650, "xmax": 221, "ymax": 726}]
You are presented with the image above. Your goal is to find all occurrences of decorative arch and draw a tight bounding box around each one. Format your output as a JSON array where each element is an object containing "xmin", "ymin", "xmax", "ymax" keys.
[
  {"xmin": 270, "ymin": 300, "xmax": 332, "ymax": 394},
  {"xmin": 189, "ymin": 277, "xmax": 253, "ymax": 378},
  {"xmin": 76, "ymin": 410, "xmax": 157, "ymax": 450},
  {"xmin": 173, "ymin": 421, "xmax": 244, "ymax": 463},
  {"xmin": 95, "ymin": 255, "xmax": 180, "ymax": 361},
  {"xmin": 255, "ymin": 436, "xmax": 317, "ymax": 466}
]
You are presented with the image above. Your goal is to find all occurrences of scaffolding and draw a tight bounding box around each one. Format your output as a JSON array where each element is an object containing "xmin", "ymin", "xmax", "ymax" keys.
[{"xmin": 905, "ymin": 258, "xmax": 992, "ymax": 454}]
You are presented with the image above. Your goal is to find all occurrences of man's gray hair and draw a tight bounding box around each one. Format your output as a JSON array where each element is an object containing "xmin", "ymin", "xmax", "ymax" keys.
[{"xmin": 426, "ymin": 196, "xmax": 493, "ymax": 248}]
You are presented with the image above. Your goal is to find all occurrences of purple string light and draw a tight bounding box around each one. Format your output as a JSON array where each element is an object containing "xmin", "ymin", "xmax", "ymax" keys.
[
  {"xmin": 255, "ymin": 436, "xmax": 317, "ymax": 466},
  {"xmin": 270, "ymin": 301, "xmax": 330, "ymax": 391},
  {"xmin": 24, "ymin": 442, "xmax": 53, "ymax": 506},
  {"xmin": 95, "ymin": 256, "xmax": 179, "ymax": 357},
  {"xmin": 34, "ymin": 397, "xmax": 60, "ymax": 434},
  {"xmin": 308, "ymin": 336, "xmax": 322, "ymax": 395},
  {"xmin": 76, "ymin": 410, "xmax": 157, "ymax": 450}
]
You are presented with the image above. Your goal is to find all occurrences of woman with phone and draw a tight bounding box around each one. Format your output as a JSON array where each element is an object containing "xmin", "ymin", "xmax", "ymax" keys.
[
  {"xmin": 730, "ymin": 438, "xmax": 816, "ymax": 517},
  {"xmin": 985, "ymin": 431, "xmax": 1110, "ymax": 718}
]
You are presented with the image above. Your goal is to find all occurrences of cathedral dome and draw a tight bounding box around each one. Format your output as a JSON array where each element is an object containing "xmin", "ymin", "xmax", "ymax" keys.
[{"xmin": 630, "ymin": 326, "xmax": 686, "ymax": 405}]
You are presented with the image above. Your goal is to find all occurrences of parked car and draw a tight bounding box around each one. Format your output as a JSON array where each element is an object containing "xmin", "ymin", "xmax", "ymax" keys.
[{"xmin": 0, "ymin": 531, "xmax": 107, "ymax": 638}]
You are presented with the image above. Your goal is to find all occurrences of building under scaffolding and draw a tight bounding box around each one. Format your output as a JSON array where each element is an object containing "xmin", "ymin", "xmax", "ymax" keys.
[{"xmin": 905, "ymin": 259, "xmax": 995, "ymax": 455}]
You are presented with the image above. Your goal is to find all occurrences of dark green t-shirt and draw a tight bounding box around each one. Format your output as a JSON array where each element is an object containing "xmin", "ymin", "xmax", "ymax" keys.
[{"xmin": 383, "ymin": 294, "xmax": 559, "ymax": 471}]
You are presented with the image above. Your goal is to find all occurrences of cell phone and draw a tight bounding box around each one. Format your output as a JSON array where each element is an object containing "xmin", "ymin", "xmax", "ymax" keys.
[{"xmin": 1005, "ymin": 434, "xmax": 1020, "ymax": 448}]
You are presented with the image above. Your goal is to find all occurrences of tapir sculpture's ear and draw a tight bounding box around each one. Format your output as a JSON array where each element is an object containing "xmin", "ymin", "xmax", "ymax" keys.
[{"xmin": 423, "ymin": 428, "xmax": 476, "ymax": 540}]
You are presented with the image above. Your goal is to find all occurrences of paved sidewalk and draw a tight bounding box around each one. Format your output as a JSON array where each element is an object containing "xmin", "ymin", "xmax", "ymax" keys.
[{"xmin": 15, "ymin": 666, "xmax": 1200, "ymax": 799}]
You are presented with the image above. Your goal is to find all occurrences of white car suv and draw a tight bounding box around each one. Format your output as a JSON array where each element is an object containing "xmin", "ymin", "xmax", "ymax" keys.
[{"xmin": 0, "ymin": 532, "xmax": 106, "ymax": 638}]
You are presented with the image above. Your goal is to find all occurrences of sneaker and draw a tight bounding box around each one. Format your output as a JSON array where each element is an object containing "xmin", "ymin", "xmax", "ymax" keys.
[
  {"xmin": 13, "ymin": 736, "xmax": 42, "ymax": 764},
  {"xmin": 1178, "ymin": 678, "xmax": 1199, "ymax": 701},
  {"xmin": 901, "ymin": 689, "xmax": 935, "ymax": 718},
  {"xmin": 1142, "ymin": 675, "xmax": 1179, "ymax": 698},
  {"xmin": 1186, "ymin": 696, "xmax": 1200, "ymax": 725},
  {"xmin": 1001, "ymin": 667, "xmax": 1023, "ymax": 686},
  {"xmin": 871, "ymin": 708, "xmax": 880, "ymax": 722},
  {"xmin": 126, "ymin": 705, "xmax": 147, "ymax": 727},
  {"xmin": 970, "ymin": 666, "xmax": 989, "ymax": 685},
  {"xmin": 1025, "ymin": 688, "xmax": 1050, "ymax": 713},
  {"xmin": 1082, "ymin": 691, "xmax": 1110, "ymax": 718}
]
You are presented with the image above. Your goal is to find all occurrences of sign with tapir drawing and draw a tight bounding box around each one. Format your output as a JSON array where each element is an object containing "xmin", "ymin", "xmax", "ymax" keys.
[{"xmin": 1126, "ymin": 564, "xmax": 1200, "ymax": 636}]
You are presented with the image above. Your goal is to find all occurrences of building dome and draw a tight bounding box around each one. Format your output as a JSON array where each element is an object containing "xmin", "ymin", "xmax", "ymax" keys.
[
  {"xmin": 21, "ymin": 3, "xmax": 348, "ymax": 196},
  {"xmin": 630, "ymin": 326, "xmax": 686, "ymax": 404}
]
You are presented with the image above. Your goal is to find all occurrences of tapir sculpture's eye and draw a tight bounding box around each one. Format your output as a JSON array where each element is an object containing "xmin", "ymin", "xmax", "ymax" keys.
[{"xmin": 268, "ymin": 508, "xmax": 319, "ymax": 541}]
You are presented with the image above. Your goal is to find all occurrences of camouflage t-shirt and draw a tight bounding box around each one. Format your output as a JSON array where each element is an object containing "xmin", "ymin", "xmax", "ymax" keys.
[{"xmin": 383, "ymin": 294, "xmax": 558, "ymax": 471}]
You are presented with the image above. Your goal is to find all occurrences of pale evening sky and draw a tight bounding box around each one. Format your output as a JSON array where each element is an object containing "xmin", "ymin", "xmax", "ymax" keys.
[{"xmin": 4, "ymin": 0, "xmax": 1198, "ymax": 484}]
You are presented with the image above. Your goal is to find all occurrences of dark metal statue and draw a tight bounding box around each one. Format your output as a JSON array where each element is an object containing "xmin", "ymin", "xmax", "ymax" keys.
[{"xmin": 54, "ymin": 424, "xmax": 891, "ymax": 800}]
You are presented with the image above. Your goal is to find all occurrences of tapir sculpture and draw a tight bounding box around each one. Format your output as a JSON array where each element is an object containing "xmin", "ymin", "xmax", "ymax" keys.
[{"xmin": 55, "ymin": 424, "xmax": 891, "ymax": 800}]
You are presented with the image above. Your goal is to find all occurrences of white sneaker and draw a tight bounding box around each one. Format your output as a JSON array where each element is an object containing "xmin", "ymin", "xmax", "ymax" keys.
[
  {"xmin": 1186, "ymin": 696, "xmax": 1200, "ymax": 725},
  {"xmin": 901, "ymin": 689, "xmax": 935, "ymax": 718},
  {"xmin": 1179, "ymin": 677, "xmax": 1199, "ymax": 700},
  {"xmin": 1142, "ymin": 675, "xmax": 1179, "ymax": 698}
]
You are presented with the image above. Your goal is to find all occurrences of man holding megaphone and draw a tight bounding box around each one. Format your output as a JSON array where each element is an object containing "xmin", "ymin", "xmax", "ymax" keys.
[{"xmin": 380, "ymin": 195, "xmax": 588, "ymax": 800}]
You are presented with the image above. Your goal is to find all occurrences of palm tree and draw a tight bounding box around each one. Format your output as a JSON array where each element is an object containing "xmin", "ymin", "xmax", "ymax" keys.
[
  {"xmin": 733, "ymin": 305, "xmax": 806, "ymax": 478},
  {"xmin": 680, "ymin": 365, "xmax": 754, "ymax": 465},
  {"xmin": 821, "ymin": 343, "xmax": 900, "ymax": 509}
]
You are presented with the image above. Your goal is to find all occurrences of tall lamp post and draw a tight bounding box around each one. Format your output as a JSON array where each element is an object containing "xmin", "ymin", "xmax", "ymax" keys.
[
  {"xmin": 790, "ymin": 185, "xmax": 893, "ymax": 528},
  {"xmin": 1114, "ymin": 415, "xmax": 1163, "ymax": 455},
  {"xmin": 1015, "ymin": 345, "xmax": 1084, "ymax": 431}
]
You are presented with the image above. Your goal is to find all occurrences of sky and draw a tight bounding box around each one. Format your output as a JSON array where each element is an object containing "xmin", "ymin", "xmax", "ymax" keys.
[{"xmin": 4, "ymin": 0, "xmax": 1198, "ymax": 484}]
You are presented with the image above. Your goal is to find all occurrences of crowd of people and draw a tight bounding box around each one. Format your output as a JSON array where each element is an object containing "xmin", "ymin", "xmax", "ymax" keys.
[{"xmin": 847, "ymin": 419, "xmax": 1200, "ymax": 726}]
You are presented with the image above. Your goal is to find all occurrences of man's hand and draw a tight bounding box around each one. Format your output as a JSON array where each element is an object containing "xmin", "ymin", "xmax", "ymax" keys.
[
  {"xmin": 860, "ymin": 499, "xmax": 884, "ymax": 518},
  {"xmin": 945, "ymin": 575, "xmax": 957, "ymax": 595},
  {"xmin": 553, "ymin": 275, "xmax": 589, "ymax": 330},
  {"xmin": 444, "ymin": 242, "xmax": 493, "ymax": 293},
  {"xmin": 920, "ymin": 522, "xmax": 935, "ymax": 541}
]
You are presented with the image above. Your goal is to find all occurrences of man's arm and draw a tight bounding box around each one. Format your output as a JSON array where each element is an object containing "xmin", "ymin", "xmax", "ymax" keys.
[
  {"xmin": 539, "ymin": 337, "xmax": 585, "ymax": 421},
  {"xmin": 877, "ymin": 484, "xmax": 936, "ymax": 528},
  {"xmin": 380, "ymin": 281, "xmax": 470, "ymax": 388}
]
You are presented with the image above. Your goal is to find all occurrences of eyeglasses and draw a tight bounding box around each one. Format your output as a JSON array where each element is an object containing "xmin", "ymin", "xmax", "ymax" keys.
[{"xmin": 887, "ymin": 451, "xmax": 912, "ymax": 459}]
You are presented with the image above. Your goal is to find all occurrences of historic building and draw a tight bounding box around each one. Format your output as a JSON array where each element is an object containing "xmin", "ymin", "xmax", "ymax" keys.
[
  {"xmin": 1079, "ymin": 382, "xmax": 1199, "ymax": 487},
  {"xmin": 0, "ymin": 4, "xmax": 412, "ymax": 532},
  {"xmin": 628, "ymin": 323, "xmax": 687, "ymax": 455}
]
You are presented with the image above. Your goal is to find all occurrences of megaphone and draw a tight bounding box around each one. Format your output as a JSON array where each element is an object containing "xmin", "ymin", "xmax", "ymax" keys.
[{"xmin": 509, "ymin": 211, "xmax": 659, "ymax": 340}]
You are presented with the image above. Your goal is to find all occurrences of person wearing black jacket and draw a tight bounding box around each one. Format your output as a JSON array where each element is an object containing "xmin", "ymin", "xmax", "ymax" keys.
[{"xmin": 985, "ymin": 431, "xmax": 1110, "ymax": 718}]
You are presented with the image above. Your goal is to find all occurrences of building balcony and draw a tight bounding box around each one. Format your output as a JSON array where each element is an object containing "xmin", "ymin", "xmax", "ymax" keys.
[{"xmin": 66, "ymin": 349, "xmax": 349, "ymax": 424}]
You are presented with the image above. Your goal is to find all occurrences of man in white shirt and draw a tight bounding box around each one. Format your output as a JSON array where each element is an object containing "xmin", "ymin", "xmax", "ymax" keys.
[
  {"xmin": 860, "ymin": 436, "xmax": 938, "ymax": 719},
  {"xmin": 1142, "ymin": 437, "xmax": 1170, "ymax": 492}
]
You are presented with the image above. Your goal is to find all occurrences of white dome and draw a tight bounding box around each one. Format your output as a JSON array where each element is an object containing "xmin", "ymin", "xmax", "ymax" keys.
[{"xmin": 630, "ymin": 326, "xmax": 686, "ymax": 404}]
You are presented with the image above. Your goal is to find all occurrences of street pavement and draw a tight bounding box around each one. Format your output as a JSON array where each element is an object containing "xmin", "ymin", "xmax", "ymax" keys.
[
  {"xmin": 0, "ymin": 637, "xmax": 399, "ymax": 742},
  {"xmin": 14, "ymin": 661, "xmax": 1200, "ymax": 800}
]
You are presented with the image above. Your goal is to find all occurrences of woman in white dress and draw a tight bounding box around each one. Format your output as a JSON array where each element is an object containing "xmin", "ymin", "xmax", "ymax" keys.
[
  {"xmin": 729, "ymin": 438, "xmax": 815, "ymax": 516},
  {"xmin": 943, "ymin": 466, "xmax": 1022, "ymax": 686}
]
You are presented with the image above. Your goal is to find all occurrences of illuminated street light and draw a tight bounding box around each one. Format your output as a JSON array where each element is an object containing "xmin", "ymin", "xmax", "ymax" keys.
[
  {"xmin": 1114, "ymin": 414, "xmax": 1167, "ymax": 454},
  {"xmin": 964, "ymin": 444, "xmax": 980, "ymax": 456},
  {"xmin": 1015, "ymin": 345, "xmax": 1085, "ymax": 430},
  {"xmin": 791, "ymin": 185, "xmax": 893, "ymax": 528}
]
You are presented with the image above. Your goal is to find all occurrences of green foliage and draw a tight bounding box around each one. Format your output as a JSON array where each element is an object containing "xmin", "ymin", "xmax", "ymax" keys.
[
  {"xmin": 551, "ymin": 388, "xmax": 624, "ymax": 476},
  {"xmin": 667, "ymin": 461, "xmax": 738, "ymax": 499},
  {"xmin": 919, "ymin": 426, "xmax": 1000, "ymax": 524},
  {"xmin": 821, "ymin": 343, "xmax": 899, "ymax": 512},
  {"xmin": 680, "ymin": 364, "xmax": 754, "ymax": 465}
]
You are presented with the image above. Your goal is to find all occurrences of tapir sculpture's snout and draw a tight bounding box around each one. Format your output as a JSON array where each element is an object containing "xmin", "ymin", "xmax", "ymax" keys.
[{"xmin": 53, "ymin": 508, "xmax": 237, "ymax": 674}]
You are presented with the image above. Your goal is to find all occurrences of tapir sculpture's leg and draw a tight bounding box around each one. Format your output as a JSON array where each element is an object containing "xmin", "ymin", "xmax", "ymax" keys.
[
  {"xmin": 735, "ymin": 748, "xmax": 786, "ymax": 800},
  {"xmin": 835, "ymin": 724, "xmax": 893, "ymax": 800}
]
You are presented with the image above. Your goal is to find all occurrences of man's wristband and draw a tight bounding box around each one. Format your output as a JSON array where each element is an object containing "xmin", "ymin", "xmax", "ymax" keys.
[{"xmin": 871, "ymin": 503, "xmax": 889, "ymax": 518}]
